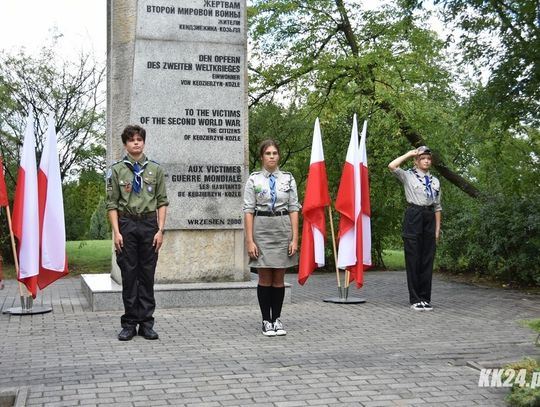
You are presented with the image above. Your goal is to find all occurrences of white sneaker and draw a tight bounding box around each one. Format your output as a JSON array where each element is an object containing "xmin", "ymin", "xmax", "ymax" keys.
[
  {"xmin": 410, "ymin": 302, "xmax": 424, "ymax": 311},
  {"xmin": 421, "ymin": 301, "xmax": 433, "ymax": 311},
  {"xmin": 273, "ymin": 318, "xmax": 287, "ymax": 336},
  {"xmin": 262, "ymin": 320, "xmax": 276, "ymax": 336}
]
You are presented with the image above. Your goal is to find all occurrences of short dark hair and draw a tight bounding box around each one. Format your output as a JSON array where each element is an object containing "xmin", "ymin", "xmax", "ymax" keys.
[
  {"xmin": 121, "ymin": 125, "xmax": 146, "ymax": 144},
  {"xmin": 258, "ymin": 139, "xmax": 280, "ymax": 159}
]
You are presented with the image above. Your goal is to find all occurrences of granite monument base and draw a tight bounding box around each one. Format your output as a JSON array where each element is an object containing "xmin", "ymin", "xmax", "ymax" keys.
[{"xmin": 81, "ymin": 273, "xmax": 291, "ymax": 312}]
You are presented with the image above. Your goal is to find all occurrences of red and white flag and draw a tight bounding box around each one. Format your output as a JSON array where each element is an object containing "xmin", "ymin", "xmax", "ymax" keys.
[
  {"xmin": 38, "ymin": 114, "xmax": 68, "ymax": 289},
  {"xmin": 298, "ymin": 118, "xmax": 330, "ymax": 285},
  {"xmin": 359, "ymin": 120, "xmax": 372, "ymax": 270},
  {"xmin": 0, "ymin": 157, "xmax": 8, "ymax": 208},
  {"xmin": 12, "ymin": 113, "xmax": 39, "ymax": 297},
  {"xmin": 335, "ymin": 115, "xmax": 371, "ymax": 287}
]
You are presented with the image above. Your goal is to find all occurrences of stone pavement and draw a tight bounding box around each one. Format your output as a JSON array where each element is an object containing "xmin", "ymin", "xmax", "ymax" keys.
[{"xmin": 0, "ymin": 271, "xmax": 539, "ymax": 407}]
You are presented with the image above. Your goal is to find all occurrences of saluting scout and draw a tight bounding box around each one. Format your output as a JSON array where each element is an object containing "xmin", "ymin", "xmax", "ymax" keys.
[
  {"xmin": 106, "ymin": 125, "xmax": 168, "ymax": 341},
  {"xmin": 243, "ymin": 140, "xmax": 301, "ymax": 337},
  {"xmin": 388, "ymin": 146, "xmax": 442, "ymax": 311}
]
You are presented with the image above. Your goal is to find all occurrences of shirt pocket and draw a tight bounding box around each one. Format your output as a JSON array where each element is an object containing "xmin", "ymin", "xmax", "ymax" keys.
[
  {"xmin": 277, "ymin": 179, "xmax": 291, "ymax": 192},
  {"xmin": 143, "ymin": 175, "xmax": 157, "ymax": 196},
  {"xmin": 118, "ymin": 178, "xmax": 133, "ymax": 200}
]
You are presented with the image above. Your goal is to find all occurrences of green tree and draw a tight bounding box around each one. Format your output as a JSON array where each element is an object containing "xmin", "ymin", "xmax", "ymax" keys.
[
  {"xmin": 89, "ymin": 197, "xmax": 111, "ymax": 240},
  {"xmin": 63, "ymin": 170, "xmax": 105, "ymax": 241},
  {"xmin": 0, "ymin": 42, "xmax": 106, "ymax": 259},
  {"xmin": 248, "ymin": 1, "xmax": 540, "ymax": 282},
  {"xmin": 403, "ymin": 0, "xmax": 540, "ymax": 127},
  {"xmin": 0, "ymin": 45, "xmax": 106, "ymax": 184},
  {"xmin": 248, "ymin": 0, "xmax": 479, "ymax": 267},
  {"xmin": 249, "ymin": 0, "xmax": 481, "ymax": 198}
]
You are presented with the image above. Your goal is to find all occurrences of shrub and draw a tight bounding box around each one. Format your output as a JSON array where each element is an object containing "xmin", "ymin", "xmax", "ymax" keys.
[
  {"xmin": 438, "ymin": 194, "xmax": 540, "ymax": 286},
  {"xmin": 505, "ymin": 358, "xmax": 540, "ymax": 407}
]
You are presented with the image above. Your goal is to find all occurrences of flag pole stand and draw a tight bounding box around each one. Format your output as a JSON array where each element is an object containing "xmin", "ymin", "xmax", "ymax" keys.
[
  {"xmin": 1, "ymin": 206, "xmax": 52, "ymax": 315},
  {"xmin": 3, "ymin": 303, "xmax": 52, "ymax": 315},
  {"xmin": 323, "ymin": 269, "xmax": 366, "ymax": 304},
  {"xmin": 323, "ymin": 206, "xmax": 366, "ymax": 304}
]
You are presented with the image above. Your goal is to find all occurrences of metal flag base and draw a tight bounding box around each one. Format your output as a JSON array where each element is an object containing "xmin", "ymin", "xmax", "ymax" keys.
[
  {"xmin": 2, "ymin": 296, "xmax": 52, "ymax": 315},
  {"xmin": 323, "ymin": 287, "xmax": 366, "ymax": 304},
  {"xmin": 3, "ymin": 306, "xmax": 53, "ymax": 315}
]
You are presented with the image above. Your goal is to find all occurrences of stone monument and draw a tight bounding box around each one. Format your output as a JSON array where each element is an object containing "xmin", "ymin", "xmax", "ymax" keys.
[
  {"xmin": 107, "ymin": 0, "xmax": 248, "ymax": 284},
  {"xmin": 81, "ymin": 0, "xmax": 288, "ymax": 310}
]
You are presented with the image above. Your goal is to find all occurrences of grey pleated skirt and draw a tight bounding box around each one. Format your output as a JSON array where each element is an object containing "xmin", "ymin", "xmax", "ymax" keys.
[{"xmin": 249, "ymin": 215, "xmax": 298, "ymax": 269}]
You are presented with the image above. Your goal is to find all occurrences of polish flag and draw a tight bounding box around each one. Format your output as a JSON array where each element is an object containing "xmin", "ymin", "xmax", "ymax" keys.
[
  {"xmin": 298, "ymin": 118, "xmax": 330, "ymax": 285},
  {"xmin": 359, "ymin": 120, "xmax": 372, "ymax": 270},
  {"xmin": 335, "ymin": 115, "xmax": 370, "ymax": 287},
  {"xmin": 12, "ymin": 113, "xmax": 39, "ymax": 298},
  {"xmin": 0, "ymin": 157, "xmax": 8, "ymax": 208},
  {"xmin": 38, "ymin": 114, "xmax": 68, "ymax": 289}
]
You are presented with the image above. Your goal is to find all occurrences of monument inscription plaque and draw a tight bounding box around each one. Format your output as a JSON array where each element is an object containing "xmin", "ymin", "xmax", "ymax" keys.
[
  {"xmin": 108, "ymin": 0, "xmax": 248, "ymax": 282},
  {"xmin": 132, "ymin": 0, "xmax": 246, "ymax": 229}
]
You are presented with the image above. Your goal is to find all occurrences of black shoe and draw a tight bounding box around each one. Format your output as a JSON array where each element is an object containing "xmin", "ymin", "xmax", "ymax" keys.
[
  {"xmin": 118, "ymin": 327, "xmax": 136, "ymax": 341},
  {"xmin": 138, "ymin": 327, "xmax": 159, "ymax": 340}
]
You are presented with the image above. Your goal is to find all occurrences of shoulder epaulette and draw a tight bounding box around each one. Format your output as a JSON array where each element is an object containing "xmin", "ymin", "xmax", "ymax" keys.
[
  {"xmin": 250, "ymin": 171, "xmax": 261, "ymax": 176},
  {"xmin": 148, "ymin": 159, "xmax": 161, "ymax": 166}
]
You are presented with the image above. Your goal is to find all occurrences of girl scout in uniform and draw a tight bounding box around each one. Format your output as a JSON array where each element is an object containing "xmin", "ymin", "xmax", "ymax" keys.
[
  {"xmin": 388, "ymin": 146, "xmax": 442, "ymax": 311},
  {"xmin": 243, "ymin": 140, "xmax": 301, "ymax": 336}
]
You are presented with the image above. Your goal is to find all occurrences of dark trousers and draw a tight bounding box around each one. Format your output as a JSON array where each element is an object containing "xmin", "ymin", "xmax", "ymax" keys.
[
  {"xmin": 116, "ymin": 216, "xmax": 158, "ymax": 329},
  {"xmin": 402, "ymin": 205, "xmax": 436, "ymax": 304}
]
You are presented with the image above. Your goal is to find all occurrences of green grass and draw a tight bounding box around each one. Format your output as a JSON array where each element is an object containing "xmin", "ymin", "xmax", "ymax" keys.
[
  {"xmin": 66, "ymin": 240, "xmax": 112, "ymax": 274},
  {"xmin": 380, "ymin": 249, "xmax": 405, "ymax": 270},
  {"xmin": 1, "ymin": 241, "xmax": 404, "ymax": 280},
  {"xmin": 1, "ymin": 240, "xmax": 112, "ymax": 280}
]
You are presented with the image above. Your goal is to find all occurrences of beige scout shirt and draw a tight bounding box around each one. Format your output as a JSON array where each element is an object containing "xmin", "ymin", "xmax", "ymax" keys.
[
  {"xmin": 106, "ymin": 154, "xmax": 169, "ymax": 215},
  {"xmin": 243, "ymin": 168, "xmax": 301, "ymax": 213},
  {"xmin": 392, "ymin": 167, "xmax": 442, "ymax": 212}
]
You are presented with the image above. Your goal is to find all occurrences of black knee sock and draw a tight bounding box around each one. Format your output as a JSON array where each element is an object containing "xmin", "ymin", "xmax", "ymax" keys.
[
  {"xmin": 257, "ymin": 285, "xmax": 272, "ymax": 321},
  {"xmin": 271, "ymin": 286, "xmax": 285, "ymax": 322}
]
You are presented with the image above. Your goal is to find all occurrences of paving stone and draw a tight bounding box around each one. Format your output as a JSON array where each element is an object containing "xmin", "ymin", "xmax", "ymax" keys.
[{"xmin": 0, "ymin": 272, "xmax": 538, "ymax": 407}]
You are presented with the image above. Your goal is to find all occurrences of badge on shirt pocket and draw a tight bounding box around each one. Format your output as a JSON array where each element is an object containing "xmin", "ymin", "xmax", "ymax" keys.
[
  {"xmin": 278, "ymin": 182, "xmax": 291, "ymax": 192},
  {"xmin": 255, "ymin": 184, "xmax": 267, "ymax": 198},
  {"xmin": 144, "ymin": 175, "xmax": 157, "ymax": 195}
]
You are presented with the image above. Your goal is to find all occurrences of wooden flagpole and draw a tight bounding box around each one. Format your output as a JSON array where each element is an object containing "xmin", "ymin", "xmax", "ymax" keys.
[
  {"xmin": 2, "ymin": 203, "xmax": 52, "ymax": 315},
  {"xmin": 327, "ymin": 205, "xmax": 341, "ymax": 290},
  {"xmin": 3, "ymin": 205, "xmax": 27, "ymax": 298}
]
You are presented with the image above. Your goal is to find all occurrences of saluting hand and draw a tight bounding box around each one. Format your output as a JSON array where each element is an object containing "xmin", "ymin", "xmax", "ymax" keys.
[{"xmin": 409, "ymin": 149, "xmax": 420, "ymax": 158}]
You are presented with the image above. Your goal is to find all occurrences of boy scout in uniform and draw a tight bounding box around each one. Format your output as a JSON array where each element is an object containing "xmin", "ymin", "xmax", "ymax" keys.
[
  {"xmin": 106, "ymin": 125, "xmax": 168, "ymax": 341},
  {"xmin": 388, "ymin": 146, "xmax": 442, "ymax": 311}
]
